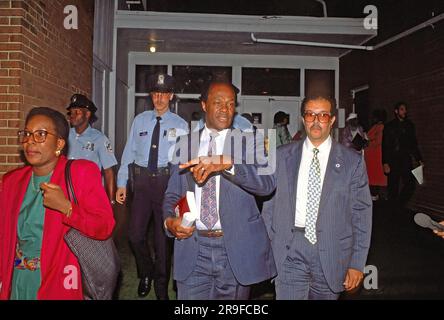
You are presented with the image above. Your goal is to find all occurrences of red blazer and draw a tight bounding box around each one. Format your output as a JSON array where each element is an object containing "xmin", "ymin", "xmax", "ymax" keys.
[{"xmin": 0, "ymin": 156, "xmax": 115, "ymax": 300}]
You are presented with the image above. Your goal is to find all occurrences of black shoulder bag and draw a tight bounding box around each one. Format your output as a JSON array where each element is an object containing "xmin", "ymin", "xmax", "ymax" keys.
[{"xmin": 64, "ymin": 160, "xmax": 120, "ymax": 300}]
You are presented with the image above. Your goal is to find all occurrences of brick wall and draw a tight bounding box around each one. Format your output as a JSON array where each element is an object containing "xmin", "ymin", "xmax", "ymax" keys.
[
  {"xmin": 340, "ymin": 20, "xmax": 444, "ymax": 213},
  {"xmin": 0, "ymin": 0, "xmax": 94, "ymax": 177}
]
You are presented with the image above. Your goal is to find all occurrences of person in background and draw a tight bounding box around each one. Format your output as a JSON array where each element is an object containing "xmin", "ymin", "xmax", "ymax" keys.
[
  {"xmin": 365, "ymin": 109, "xmax": 388, "ymax": 201},
  {"xmin": 0, "ymin": 107, "xmax": 114, "ymax": 300},
  {"xmin": 116, "ymin": 73, "xmax": 189, "ymax": 299},
  {"xmin": 66, "ymin": 93, "xmax": 118, "ymax": 203},
  {"xmin": 240, "ymin": 113, "xmax": 258, "ymax": 133},
  {"xmin": 382, "ymin": 102, "xmax": 423, "ymax": 209},
  {"xmin": 273, "ymin": 111, "xmax": 292, "ymax": 147},
  {"xmin": 341, "ymin": 113, "xmax": 368, "ymax": 154}
]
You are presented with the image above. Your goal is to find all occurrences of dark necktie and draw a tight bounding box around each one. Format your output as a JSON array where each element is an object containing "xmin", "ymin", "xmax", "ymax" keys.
[{"xmin": 148, "ymin": 116, "xmax": 161, "ymax": 171}]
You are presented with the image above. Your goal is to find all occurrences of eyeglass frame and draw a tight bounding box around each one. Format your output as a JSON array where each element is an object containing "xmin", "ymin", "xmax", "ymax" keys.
[
  {"xmin": 303, "ymin": 111, "xmax": 333, "ymax": 123},
  {"xmin": 17, "ymin": 129, "xmax": 59, "ymax": 143}
]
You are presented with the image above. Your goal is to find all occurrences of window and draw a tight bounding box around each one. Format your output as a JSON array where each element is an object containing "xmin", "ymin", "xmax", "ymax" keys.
[
  {"xmin": 173, "ymin": 66, "xmax": 232, "ymax": 94},
  {"xmin": 242, "ymin": 68, "xmax": 300, "ymax": 96},
  {"xmin": 304, "ymin": 69, "xmax": 335, "ymax": 98},
  {"xmin": 135, "ymin": 65, "xmax": 168, "ymax": 93}
]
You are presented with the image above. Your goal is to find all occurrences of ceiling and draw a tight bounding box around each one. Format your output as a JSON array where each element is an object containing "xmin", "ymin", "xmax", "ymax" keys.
[{"xmin": 118, "ymin": 28, "xmax": 373, "ymax": 57}]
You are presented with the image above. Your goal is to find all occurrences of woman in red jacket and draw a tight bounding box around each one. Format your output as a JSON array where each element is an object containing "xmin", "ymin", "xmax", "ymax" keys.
[{"xmin": 0, "ymin": 107, "xmax": 115, "ymax": 300}]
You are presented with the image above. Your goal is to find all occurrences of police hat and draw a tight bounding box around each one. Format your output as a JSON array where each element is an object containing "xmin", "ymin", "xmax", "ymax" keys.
[
  {"xmin": 67, "ymin": 94, "xmax": 97, "ymax": 113},
  {"xmin": 147, "ymin": 73, "xmax": 175, "ymax": 93}
]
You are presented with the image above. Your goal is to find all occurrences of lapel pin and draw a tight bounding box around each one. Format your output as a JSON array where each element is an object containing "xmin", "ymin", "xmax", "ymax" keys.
[{"xmin": 335, "ymin": 163, "xmax": 341, "ymax": 168}]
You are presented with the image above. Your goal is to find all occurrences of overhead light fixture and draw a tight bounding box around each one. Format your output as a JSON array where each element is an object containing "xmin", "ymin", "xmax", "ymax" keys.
[{"xmin": 149, "ymin": 45, "xmax": 156, "ymax": 53}]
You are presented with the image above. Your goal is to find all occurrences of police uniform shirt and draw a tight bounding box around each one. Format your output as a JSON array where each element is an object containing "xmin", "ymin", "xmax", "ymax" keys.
[
  {"xmin": 68, "ymin": 126, "xmax": 118, "ymax": 170},
  {"xmin": 117, "ymin": 110, "xmax": 189, "ymax": 188}
]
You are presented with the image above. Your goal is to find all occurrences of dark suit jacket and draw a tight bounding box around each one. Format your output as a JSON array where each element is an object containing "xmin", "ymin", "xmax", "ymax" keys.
[
  {"xmin": 162, "ymin": 129, "xmax": 277, "ymax": 285},
  {"xmin": 262, "ymin": 140, "xmax": 372, "ymax": 293},
  {"xmin": 382, "ymin": 118, "xmax": 422, "ymax": 166}
]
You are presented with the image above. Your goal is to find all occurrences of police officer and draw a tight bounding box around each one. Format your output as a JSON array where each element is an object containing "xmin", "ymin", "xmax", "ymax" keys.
[
  {"xmin": 67, "ymin": 93, "xmax": 118, "ymax": 202},
  {"xmin": 116, "ymin": 73, "xmax": 189, "ymax": 299}
]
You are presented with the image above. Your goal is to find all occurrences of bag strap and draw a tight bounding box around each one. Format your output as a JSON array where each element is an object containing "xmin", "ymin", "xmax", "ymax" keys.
[{"xmin": 65, "ymin": 159, "xmax": 78, "ymax": 205}]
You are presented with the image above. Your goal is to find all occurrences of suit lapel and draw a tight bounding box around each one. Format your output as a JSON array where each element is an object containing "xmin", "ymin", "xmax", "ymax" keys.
[
  {"xmin": 286, "ymin": 142, "xmax": 303, "ymax": 216},
  {"xmin": 319, "ymin": 141, "xmax": 343, "ymax": 213}
]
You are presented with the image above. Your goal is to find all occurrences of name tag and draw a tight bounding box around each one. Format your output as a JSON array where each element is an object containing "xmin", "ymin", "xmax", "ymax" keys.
[{"xmin": 139, "ymin": 131, "xmax": 148, "ymax": 136}]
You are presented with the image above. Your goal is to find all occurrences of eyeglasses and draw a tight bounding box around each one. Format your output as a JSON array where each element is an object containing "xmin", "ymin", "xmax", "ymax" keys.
[
  {"xmin": 17, "ymin": 129, "xmax": 58, "ymax": 143},
  {"xmin": 303, "ymin": 112, "xmax": 332, "ymax": 123}
]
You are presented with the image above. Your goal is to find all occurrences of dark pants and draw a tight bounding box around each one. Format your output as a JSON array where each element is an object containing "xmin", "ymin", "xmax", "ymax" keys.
[
  {"xmin": 128, "ymin": 168, "xmax": 172, "ymax": 299},
  {"xmin": 387, "ymin": 159, "xmax": 416, "ymax": 207}
]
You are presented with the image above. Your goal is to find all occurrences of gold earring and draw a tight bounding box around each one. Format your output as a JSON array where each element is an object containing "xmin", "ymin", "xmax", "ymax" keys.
[{"xmin": 55, "ymin": 150, "xmax": 61, "ymax": 157}]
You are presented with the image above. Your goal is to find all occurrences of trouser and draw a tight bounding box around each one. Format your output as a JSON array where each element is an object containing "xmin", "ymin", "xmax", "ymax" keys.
[
  {"xmin": 275, "ymin": 227, "xmax": 339, "ymax": 300},
  {"xmin": 387, "ymin": 159, "xmax": 416, "ymax": 206},
  {"xmin": 128, "ymin": 168, "xmax": 172, "ymax": 299},
  {"xmin": 176, "ymin": 235, "xmax": 250, "ymax": 300}
]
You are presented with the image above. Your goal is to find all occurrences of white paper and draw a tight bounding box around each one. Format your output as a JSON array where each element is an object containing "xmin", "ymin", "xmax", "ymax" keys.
[
  {"xmin": 411, "ymin": 165, "xmax": 424, "ymax": 185},
  {"xmin": 180, "ymin": 191, "xmax": 198, "ymax": 227},
  {"xmin": 181, "ymin": 212, "xmax": 197, "ymax": 227}
]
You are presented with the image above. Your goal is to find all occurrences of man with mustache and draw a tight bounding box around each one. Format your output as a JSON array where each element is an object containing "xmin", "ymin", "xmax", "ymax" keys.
[
  {"xmin": 262, "ymin": 94, "xmax": 372, "ymax": 299},
  {"xmin": 162, "ymin": 81, "xmax": 276, "ymax": 299}
]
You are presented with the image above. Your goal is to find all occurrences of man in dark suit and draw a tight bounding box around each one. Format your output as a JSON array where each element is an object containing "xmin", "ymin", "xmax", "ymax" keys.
[
  {"xmin": 162, "ymin": 81, "xmax": 276, "ymax": 299},
  {"xmin": 263, "ymin": 94, "xmax": 372, "ymax": 300},
  {"xmin": 382, "ymin": 102, "xmax": 423, "ymax": 208}
]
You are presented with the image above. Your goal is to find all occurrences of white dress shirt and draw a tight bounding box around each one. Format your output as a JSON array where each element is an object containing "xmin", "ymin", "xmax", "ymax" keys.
[
  {"xmin": 195, "ymin": 125, "xmax": 229, "ymax": 230},
  {"xmin": 294, "ymin": 136, "xmax": 332, "ymax": 227}
]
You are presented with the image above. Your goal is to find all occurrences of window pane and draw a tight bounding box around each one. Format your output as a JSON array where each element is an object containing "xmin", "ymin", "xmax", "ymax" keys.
[
  {"xmin": 242, "ymin": 68, "xmax": 300, "ymax": 96},
  {"xmin": 135, "ymin": 65, "xmax": 168, "ymax": 93},
  {"xmin": 304, "ymin": 69, "xmax": 335, "ymax": 98},
  {"xmin": 173, "ymin": 66, "xmax": 232, "ymax": 94}
]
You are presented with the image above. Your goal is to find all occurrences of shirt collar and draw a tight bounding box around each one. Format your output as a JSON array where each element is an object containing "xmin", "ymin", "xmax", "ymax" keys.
[
  {"xmin": 203, "ymin": 124, "xmax": 229, "ymax": 141},
  {"xmin": 74, "ymin": 125, "xmax": 92, "ymax": 137},
  {"xmin": 150, "ymin": 110, "xmax": 171, "ymax": 121},
  {"xmin": 304, "ymin": 135, "xmax": 332, "ymax": 154}
]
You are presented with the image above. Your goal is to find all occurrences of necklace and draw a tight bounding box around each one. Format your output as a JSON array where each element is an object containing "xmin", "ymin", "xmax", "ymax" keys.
[
  {"xmin": 30, "ymin": 171, "xmax": 53, "ymax": 193},
  {"xmin": 30, "ymin": 173, "xmax": 41, "ymax": 193}
]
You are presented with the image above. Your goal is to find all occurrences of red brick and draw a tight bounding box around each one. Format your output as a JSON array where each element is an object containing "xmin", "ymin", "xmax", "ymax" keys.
[
  {"xmin": 8, "ymin": 69, "xmax": 20, "ymax": 77},
  {"xmin": 0, "ymin": 77, "xmax": 20, "ymax": 85},
  {"xmin": 0, "ymin": 85, "xmax": 6, "ymax": 93},
  {"xmin": 0, "ymin": 25, "xmax": 21, "ymax": 33},
  {"xmin": 0, "ymin": 137, "xmax": 6, "ymax": 144},
  {"xmin": 7, "ymin": 119, "xmax": 21, "ymax": 128},
  {"xmin": 0, "ymin": 43, "xmax": 21, "ymax": 51},
  {"xmin": 0, "ymin": 156, "xmax": 6, "ymax": 163},
  {"xmin": 7, "ymin": 155, "xmax": 21, "ymax": 163},
  {"xmin": 0, "ymin": 164, "xmax": 21, "ymax": 173},
  {"xmin": 0, "ymin": 17, "xmax": 9, "ymax": 24},
  {"xmin": 0, "ymin": 61, "xmax": 23, "ymax": 69},
  {"xmin": 0, "ymin": 1, "xmax": 11, "ymax": 9},
  {"xmin": 0, "ymin": 111, "xmax": 20, "ymax": 120},
  {"xmin": 7, "ymin": 137, "xmax": 19, "ymax": 144},
  {"xmin": 0, "ymin": 146, "xmax": 19, "ymax": 154},
  {"xmin": 0, "ymin": 95, "xmax": 21, "ymax": 102},
  {"xmin": 0, "ymin": 119, "xmax": 7, "ymax": 127},
  {"xmin": 7, "ymin": 102, "xmax": 19, "ymax": 110}
]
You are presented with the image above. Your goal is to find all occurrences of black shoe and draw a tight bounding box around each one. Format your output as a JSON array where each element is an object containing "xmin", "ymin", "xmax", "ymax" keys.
[{"xmin": 137, "ymin": 277, "xmax": 152, "ymax": 297}]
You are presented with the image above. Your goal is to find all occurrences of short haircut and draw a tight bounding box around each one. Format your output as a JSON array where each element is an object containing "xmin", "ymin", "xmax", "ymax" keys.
[
  {"xmin": 301, "ymin": 94, "xmax": 337, "ymax": 116},
  {"xmin": 26, "ymin": 107, "xmax": 70, "ymax": 155},
  {"xmin": 200, "ymin": 81, "xmax": 239, "ymax": 104},
  {"xmin": 394, "ymin": 101, "xmax": 407, "ymax": 111}
]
